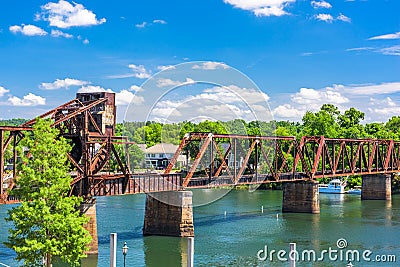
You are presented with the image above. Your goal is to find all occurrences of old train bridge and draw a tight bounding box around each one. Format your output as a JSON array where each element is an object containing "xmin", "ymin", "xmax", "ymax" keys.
[{"xmin": 0, "ymin": 92, "xmax": 395, "ymax": 253}]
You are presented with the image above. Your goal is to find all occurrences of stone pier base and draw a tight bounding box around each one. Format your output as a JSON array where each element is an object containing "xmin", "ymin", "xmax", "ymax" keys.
[
  {"xmin": 282, "ymin": 181, "xmax": 320, "ymax": 214},
  {"xmin": 81, "ymin": 200, "xmax": 98, "ymax": 254},
  {"xmin": 362, "ymin": 174, "xmax": 391, "ymax": 200},
  {"xmin": 143, "ymin": 191, "xmax": 194, "ymax": 237}
]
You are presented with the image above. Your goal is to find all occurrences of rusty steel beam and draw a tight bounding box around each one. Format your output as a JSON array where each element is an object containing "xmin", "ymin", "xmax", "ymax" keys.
[
  {"xmin": 182, "ymin": 133, "xmax": 213, "ymax": 187},
  {"xmin": 22, "ymin": 98, "xmax": 81, "ymax": 126},
  {"xmin": 164, "ymin": 134, "xmax": 189, "ymax": 174},
  {"xmin": 235, "ymin": 139, "xmax": 257, "ymax": 184},
  {"xmin": 52, "ymin": 98, "xmax": 107, "ymax": 127}
]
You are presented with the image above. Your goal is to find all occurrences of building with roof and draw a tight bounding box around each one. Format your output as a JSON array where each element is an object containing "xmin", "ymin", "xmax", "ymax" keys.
[{"xmin": 143, "ymin": 143, "xmax": 187, "ymax": 169}]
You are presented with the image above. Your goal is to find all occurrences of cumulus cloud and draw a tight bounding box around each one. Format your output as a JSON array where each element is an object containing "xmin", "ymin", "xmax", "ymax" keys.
[
  {"xmin": 77, "ymin": 85, "xmax": 144, "ymax": 106},
  {"xmin": 223, "ymin": 0, "xmax": 295, "ymax": 17},
  {"xmin": 50, "ymin": 29, "xmax": 73, "ymax": 38},
  {"xmin": 8, "ymin": 93, "xmax": 46, "ymax": 106},
  {"xmin": 315, "ymin": 13, "xmax": 334, "ymax": 22},
  {"xmin": 156, "ymin": 78, "xmax": 195, "ymax": 88},
  {"xmin": 148, "ymin": 85, "xmax": 271, "ymax": 122},
  {"xmin": 311, "ymin": 1, "xmax": 332, "ymax": 9},
  {"xmin": 39, "ymin": 0, "xmax": 106, "ymax": 29},
  {"xmin": 271, "ymin": 82, "xmax": 400, "ymax": 121},
  {"xmin": 40, "ymin": 78, "xmax": 90, "ymax": 90},
  {"xmin": 115, "ymin": 89, "xmax": 145, "ymax": 106},
  {"xmin": 192, "ymin": 61, "xmax": 229, "ymax": 70},
  {"xmin": 369, "ymin": 32, "xmax": 400, "ymax": 40},
  {"xmin": 128, "ymin": 64, "xmax": 151, "ymax": 79},
  {"xmin": 273, "ymin": 104, "xmax": 305, "ymax": 119},
  {"xmin": 337, "ymin": 14, "xmax": 351, "ymax": 23},
  {"xmin": 9, "ymin": 24, "xmax": 47, "ymax": 36},
  {"xmin": 0, "ymin": 86, "xmax": 10, "ymax": 97},
  {"xmin": 291, "ymin": 87, "xmax": 349, "ymax": 105},
  {"xmin": 128, "ymin": 85, "xmax": 143, "ymax": 92}
]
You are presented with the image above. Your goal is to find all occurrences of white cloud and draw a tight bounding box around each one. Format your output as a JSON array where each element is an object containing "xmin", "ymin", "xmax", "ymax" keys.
[
  {"xmin": 77, "ymin": 85, "xmax": 107, "ymax": 93},
  {"xmin": 77, "ymin": 86, "xmax": 144, "ymax": 106},
  {"xmin": 311, "ymin": 1, "xmax": 332, "ymax": 9},
  {"xmin": 368, "ymin": 97, "xmax": 400, "ymax": 116},
  {"xmin": 291, "ymin": 87, "xmax": 349, "ymax": 105},
  {"xmin": 115, "ymin": 89, "xmax": 145, "ymax": 106},
  {"xmin": 369, "ymin": 32, "xmax": 400, "ymax": 40},
  {"xmin": 346, "ymin": 47, "xmax": 374, "ymax": 52},
  {"xmin": 136, "ymin": 20, "xmax": 167, "ymax": 28},
  {"xmin": 378, "ymin": 45, "xmax": 400, "ymax": 56},
  {"xmin": 40, "ymin": 0, "xmax": 106, "ymax": 29},
  {"xmin": 8, "ymin": 93, "xmax": 46, "ymax": 106},
  {"xmin": 50, "ymin": 29, "xmax": 73, "ymax": 38},
  {"xmin": 9, "ymin": 24, "xmax": 47, "ymax": 36},
  {"xmin": 128, "ymin": 64, "xmax": 151, "ymax": 79},
  {"xmin": 315, "ymin": 13, "xmax": 334, "ymax": 22},
  {"xmin": 40, "ymin": 78, "xmax": 90, "ymax": 90},
  {"xmin": 128, "ymin": 85, "xmax": 143, "ymax": 92},
  {"xmin": 157, "ymin": 65, "xmax": 176, "ymax": 71},
  {"xmin": 337, "ymin": 14, "xmax": 351, "ymax": 23},
  {"xmin": 0, "ymin": 86, "xmax": 10, "ymax": 97},
  {"xmin": 135, "ymin": 22, "xmax": 147, "ymax": 28},
  {"xmin": 341, "ymin": 82, "xmax": 400, "ymax": 95},
  {"xmin": 223, "ymin": 0, "xmax": 295, "ymax": 17},
  {"xmin": 148, "ymin": 85, "xmax": 271, "ymax": 122},
  {"xmin": 192, "ymin": 61, "xmax": 229, "ymax": 70},
  {"xmin": 273, "ymin": 104, "xmax": 304, "ymax": 118},
  {"xmin": 153, "ymin": 19, "xmax": 167, "ymax": 24},
  {"xmin": 156, "ymin": 78, "xmax": 195, "ymax": 88}
]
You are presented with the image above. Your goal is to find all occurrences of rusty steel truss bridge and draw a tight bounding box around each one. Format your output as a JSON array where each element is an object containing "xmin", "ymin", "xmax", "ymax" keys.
[{"xmin": 1, "ymin": 92, "xmax": 400, "ymax": 203}]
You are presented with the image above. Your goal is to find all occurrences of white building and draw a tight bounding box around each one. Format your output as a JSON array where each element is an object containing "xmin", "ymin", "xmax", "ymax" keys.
[{"xmin": 144, "ymin": 143, "xmax": 187, "ymax": 169}]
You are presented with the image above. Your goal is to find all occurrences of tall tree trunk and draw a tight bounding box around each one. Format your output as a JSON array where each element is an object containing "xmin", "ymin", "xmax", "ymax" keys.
[{"xmin": 46, "ymin": 252, "xmax": 51, "ymax": 267}]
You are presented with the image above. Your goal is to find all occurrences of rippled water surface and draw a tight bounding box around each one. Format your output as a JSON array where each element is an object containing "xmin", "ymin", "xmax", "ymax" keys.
[{"xmin": 1, "ymin": 189, "xmax": 399, "ymax": 266}]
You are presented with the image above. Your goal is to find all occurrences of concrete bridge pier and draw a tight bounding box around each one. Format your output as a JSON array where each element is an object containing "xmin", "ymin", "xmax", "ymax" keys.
[
  {"xmin": 362, "ymin": 174, "xmax": 391, "ymax": 200},
  {"xmin": 143, "ymin": 191, "xmax": 194, "ymax": 237},
  {"xmin": 282, "ymin": 181, "xmax": 320, "ymax": 214},
  {"xmin": 80, "ymin": 199, "xmax": 98, "ymax": 254}
]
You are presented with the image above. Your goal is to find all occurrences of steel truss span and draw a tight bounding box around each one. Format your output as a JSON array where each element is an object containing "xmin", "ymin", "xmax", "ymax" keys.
[{"xmin": 1, "ymin": 94, "xmax": 400, "ymax": 203}]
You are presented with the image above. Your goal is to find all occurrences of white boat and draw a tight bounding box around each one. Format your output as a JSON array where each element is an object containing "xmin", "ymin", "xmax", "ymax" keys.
[
  {"xmin": 347, "ymin": 186, "xmax": 362, "ymax": 195},
  {"xmin": 318, "ymin": 179, "xmax": 346, "ymax": 194}
]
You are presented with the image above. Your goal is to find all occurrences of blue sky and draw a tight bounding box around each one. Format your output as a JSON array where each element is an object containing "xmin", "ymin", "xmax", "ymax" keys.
[{"xmin": 0, "ymin": 0, "xmax": 399, "ymax": 123}]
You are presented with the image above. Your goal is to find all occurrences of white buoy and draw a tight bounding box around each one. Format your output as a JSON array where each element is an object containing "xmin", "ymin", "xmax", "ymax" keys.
[
  {"xmin": 276, "ymin": 213, "xmax": 279, "ymax": 220},
  {"xmin": 224, "ymin": 211, "xmax": 227, "ymax": 217},
  {"xmin": 261, "ymin": 206, "xmax": 264, "ymax": 213}
]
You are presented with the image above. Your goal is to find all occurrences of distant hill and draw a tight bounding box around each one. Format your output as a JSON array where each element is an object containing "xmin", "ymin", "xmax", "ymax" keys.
[{"xmin": 0, "ymin": 118, "xmax": 28, "ymax": 126}]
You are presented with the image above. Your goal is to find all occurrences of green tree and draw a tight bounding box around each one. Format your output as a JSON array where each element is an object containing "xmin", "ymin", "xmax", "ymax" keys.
[
  {"xmin": 301, "ymin": 105, "xmax": 339, "ymax": 137},
  {"xmin": 5, "ymin": 119, "xmax": 91, "ymax": 267}
]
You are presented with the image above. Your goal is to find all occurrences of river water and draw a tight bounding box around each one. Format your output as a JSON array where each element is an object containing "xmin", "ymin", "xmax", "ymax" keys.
[{"xmin": 0, "ymin": 189, "xmax": 399, "ymax": 266}]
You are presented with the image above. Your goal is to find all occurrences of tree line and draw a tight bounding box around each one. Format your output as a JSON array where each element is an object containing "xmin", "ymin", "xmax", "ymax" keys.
[{"xmin": 119, "ymin": 104, "xmax": 400, "ymax": 147}]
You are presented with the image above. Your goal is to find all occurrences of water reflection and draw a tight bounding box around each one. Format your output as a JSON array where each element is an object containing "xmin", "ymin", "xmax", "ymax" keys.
[{"xmin": 144, "ymin": 236, "xmax": 187, "ymax": 267}]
